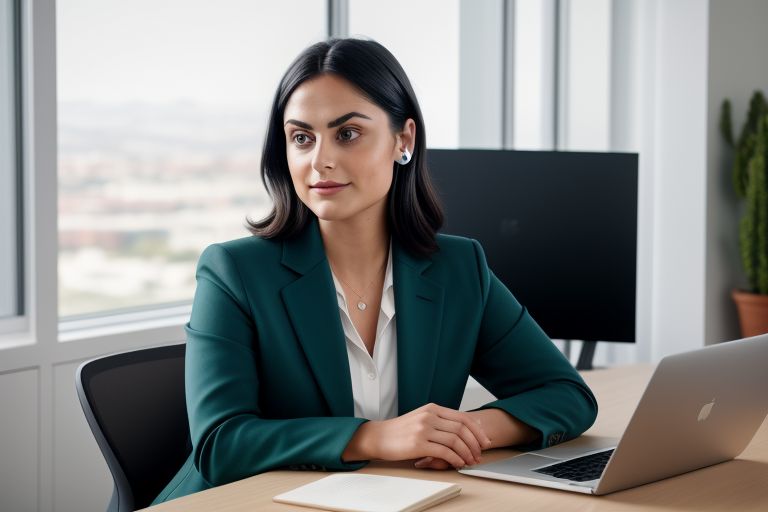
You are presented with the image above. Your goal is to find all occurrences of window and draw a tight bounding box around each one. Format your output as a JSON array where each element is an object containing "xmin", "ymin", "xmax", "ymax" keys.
[
  {"xmin": 513, "ymin": 0, "xmax": 557, "ymax": 150},
  {"xmin": 56, "ymin": 0, "xmax": 326, "ymax": 318},
  {"xmin": 0, "ymin": 0, "xmax": 22, "ymax": 327},
  {"xmin": 512, "ymin": 0, "xmax": 611, "ymax": 151},
  {"xmin": 557, "ymin": 0, "xmax": 611, "ymax": 151}
]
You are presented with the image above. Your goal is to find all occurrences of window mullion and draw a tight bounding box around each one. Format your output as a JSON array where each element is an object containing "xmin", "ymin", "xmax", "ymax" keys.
[
  {"xmin": 27, "ymin": 0, "xmax": 59, "ymax": 346},
  {"xmin": 328, "ymin": 0, "xmax": 349, "ymax": 37}
]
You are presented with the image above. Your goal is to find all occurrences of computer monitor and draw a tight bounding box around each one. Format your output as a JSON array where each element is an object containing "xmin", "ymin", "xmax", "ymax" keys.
[{"xmin": 427, "ymin": 149, "xmax": 638, "ymax": 343}]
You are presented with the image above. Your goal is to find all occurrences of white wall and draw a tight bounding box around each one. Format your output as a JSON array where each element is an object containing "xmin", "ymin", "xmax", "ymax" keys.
[
  {"xmin": 0, "ymin": 370, "xmax": 39, "ymax": 512},
  {"xmin": 648, "ymin": 0, "xmax": 710, "ymax": 358}
]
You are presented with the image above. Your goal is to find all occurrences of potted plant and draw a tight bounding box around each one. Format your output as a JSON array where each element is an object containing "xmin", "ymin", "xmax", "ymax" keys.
[{"xmin": 720, "ymin": 91, "xmax": 768, "ymax": 337}]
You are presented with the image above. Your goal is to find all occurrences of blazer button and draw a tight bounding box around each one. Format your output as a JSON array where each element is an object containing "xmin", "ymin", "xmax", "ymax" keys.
[{"xmin": 548, "ymin": 432, "xmax": 564, "ymax": 446}]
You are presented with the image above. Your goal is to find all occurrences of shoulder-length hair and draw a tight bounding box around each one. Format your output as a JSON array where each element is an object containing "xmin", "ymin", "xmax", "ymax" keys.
[{"xmin": 246, "ymin": 37, "xmax": 444, "ymax": 258}]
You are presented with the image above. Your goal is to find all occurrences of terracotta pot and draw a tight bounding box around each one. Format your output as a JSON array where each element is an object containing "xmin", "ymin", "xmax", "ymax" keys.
[{"xmin": 732, "ymin": 289, "xmax": 768, "ymax": 337}]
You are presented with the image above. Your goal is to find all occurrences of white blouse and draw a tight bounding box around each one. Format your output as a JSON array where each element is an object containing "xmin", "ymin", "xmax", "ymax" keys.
[{"xmin": 330, "ymin": 241, "xmax": 398, "ymax": 421}]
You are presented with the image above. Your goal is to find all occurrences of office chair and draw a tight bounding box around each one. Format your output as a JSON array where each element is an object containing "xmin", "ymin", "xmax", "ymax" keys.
[{"xmin": 76, "ymin": 343, "xmax": 191, "ymax": 512}]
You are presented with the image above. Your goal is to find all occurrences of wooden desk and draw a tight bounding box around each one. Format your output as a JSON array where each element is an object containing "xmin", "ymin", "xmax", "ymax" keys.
[{"xmin": 142, "ymin": 365, "xmax": 768, "ymax": 511}]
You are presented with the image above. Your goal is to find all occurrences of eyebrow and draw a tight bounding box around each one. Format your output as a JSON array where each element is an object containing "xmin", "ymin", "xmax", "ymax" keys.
[{"xmin": 284, "ymin": 111, "xmax": 372, "ymax": 130}]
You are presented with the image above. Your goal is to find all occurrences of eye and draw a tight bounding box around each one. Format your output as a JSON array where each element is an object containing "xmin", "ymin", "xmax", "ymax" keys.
[
  {"xmin": 338, "ymin": 127, "xmax": 360, "ymax": 143},
  {"xmin": 292, "ymin": 132, "xmax": 313, "ymax": 146}
]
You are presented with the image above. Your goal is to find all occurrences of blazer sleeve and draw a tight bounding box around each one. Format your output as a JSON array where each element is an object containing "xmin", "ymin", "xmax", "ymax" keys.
[
  {"xmin": 185, "ymin": 243, "xmax": 368, "ymax": 488},
  {"xmin": 467, "ymin": 239, "xmax": 598, "ymax": 450}
]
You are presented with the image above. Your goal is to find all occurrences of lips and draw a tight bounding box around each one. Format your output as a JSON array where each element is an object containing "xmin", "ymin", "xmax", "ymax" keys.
[
  {"xmin": 310, "ymin": 181, "xmax": 349, "ymax": 196},
  {"xmin": 311, "ymin": 181, "xmax": 348, "ymax": 188}
]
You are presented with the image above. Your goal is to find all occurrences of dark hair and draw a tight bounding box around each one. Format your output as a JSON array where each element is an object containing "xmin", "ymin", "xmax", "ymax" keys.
[{"xmin": 246, "ymin": 37, "xmax": 444, "ymax": 258}]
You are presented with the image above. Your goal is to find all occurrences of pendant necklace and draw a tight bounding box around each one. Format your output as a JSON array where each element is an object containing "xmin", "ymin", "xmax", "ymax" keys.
[{"xmin": 331, "ymin": 259, "xmax": 387, "ymax": 312}]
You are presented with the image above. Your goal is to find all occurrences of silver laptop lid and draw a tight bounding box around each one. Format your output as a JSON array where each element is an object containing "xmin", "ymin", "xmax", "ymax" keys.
[{"xmin": 595, "ymin": 333, "xmax": 768, "ymax": 495}]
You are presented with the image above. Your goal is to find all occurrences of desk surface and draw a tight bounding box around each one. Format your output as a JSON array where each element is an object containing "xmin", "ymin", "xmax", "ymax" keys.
[{"xmin": 142, "ymin": 365, "xmax": 768, "ymax": 511}]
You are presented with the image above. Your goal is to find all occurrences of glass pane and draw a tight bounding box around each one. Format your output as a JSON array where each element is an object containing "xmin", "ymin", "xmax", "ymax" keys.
[
  {"xmin": 349, "ymin": 0, "xmax": 460, "ymax": 149},
  {"xmin": 0, "ymin": 0, "xmax": 19, "ymax": 320},
  {"xmin": 513, "ymin": 0, "xmax": 556, "ymax": 150},
  {"xmin": 560, "ymin": 0, "xmax": 611, "ymax": 151},
  {"xmin": 57, "ymin": 0, "xmax": 326, "ymax": 317}
]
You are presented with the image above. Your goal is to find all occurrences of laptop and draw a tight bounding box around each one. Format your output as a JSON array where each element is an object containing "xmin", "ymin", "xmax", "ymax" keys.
[{"xmin": 459, "ymin": 333, "xmax": 768, "ymax": 495}]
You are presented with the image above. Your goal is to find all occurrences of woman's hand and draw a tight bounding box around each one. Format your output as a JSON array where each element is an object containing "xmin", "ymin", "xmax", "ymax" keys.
[
  {"xmin": 413, "ymin": 408, "xmax": 541, "ymax": 470},
  {"xmin": 342, "ymin": 403, "xmax": 492, "ymax": 468}
]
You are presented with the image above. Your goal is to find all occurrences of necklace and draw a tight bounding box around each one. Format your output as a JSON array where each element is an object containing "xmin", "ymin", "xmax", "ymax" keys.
[{"xmin": 331, "ymin": 258, "xmax": 387, "ymax": 311}]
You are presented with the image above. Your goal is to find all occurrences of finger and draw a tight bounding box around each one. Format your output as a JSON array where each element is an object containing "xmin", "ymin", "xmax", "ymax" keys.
[
  {"xmin": 424, "ymin": 458, "xmax": 453, "ymax": 470},
  {"xmin": 436, "ymin": 407, "xmax": 490, "ymax": 445},
  {"xmin": 413, "ymin": 456, "xmax": 432, "ymax": 468},
  {"xmin": 432, "ymin": 406, "xmax": 492, "ymax": 449},
  {"xmin": 426, "ymin": 442, "xmax": 467, "ymax": 469},
  {"xmin": 432, "ymin": 417, "xmax": 483, "ymax": 461},
  {"xmin": 428, "ymin": 429, "xmax": 476, "ymax": 466},
  {"xmin": 414, "ymin": 457, "xmax": 452, "ymax": 470}
]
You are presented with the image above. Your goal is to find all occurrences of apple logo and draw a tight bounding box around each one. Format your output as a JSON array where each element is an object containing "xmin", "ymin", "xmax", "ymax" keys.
[{"xmin": 697, "ymin": 398, "xmax": 716, "ymax": 422}]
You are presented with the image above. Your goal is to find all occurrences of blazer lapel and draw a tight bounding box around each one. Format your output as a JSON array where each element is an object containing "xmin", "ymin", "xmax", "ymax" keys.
[
  {"xmin": 280, "ymin": 219, "xmax": 354, "ymax": 417},
  {"xmin": 393, "ymin": 240, "xmax": 445, "ymax": 415}
]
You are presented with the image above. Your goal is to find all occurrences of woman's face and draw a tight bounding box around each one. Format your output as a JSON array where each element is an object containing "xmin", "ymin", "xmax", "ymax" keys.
[{"xmin": 283, "ymin": 74, "xmax": 413, "ymax": 224}]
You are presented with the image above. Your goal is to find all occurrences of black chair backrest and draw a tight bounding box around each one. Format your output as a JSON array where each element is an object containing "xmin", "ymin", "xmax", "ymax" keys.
[{"xmin": 76, "ymin": 343, "xmax": 190, "ymax": 511}]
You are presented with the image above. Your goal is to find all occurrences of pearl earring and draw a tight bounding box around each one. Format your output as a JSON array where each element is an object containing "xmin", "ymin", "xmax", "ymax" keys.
[{"xmin": 396, "ymin": 148, "xmax": 412, "ymax": 165}]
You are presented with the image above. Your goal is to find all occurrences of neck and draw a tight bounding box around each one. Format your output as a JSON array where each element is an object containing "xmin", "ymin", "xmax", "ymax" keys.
[{"xmin": 319, "ymin": 209, "xmax": 389, "ymax": 279}]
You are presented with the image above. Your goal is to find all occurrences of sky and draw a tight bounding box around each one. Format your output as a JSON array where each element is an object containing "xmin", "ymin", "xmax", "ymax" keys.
[
  {"xmin": 56, "ymin": 0, "xmax": 327, "ymax": 107},
  {"xmin": 56, "ymin": 0, "xmax": 460, "ymax": 147}
]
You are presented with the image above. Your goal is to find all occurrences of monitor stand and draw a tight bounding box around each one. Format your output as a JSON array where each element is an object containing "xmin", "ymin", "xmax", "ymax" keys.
[
  {"xmin": 564, "ymin": 340, "xmax": 598, "ymax": 371},
  {"xmin": 576, "ymin": 341, "xmax": 597, "ymax": 371}
]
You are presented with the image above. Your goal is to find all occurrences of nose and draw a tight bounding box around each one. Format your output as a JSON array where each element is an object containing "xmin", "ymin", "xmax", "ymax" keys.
[{"xmin": 310, "ymin": 136, "xmax": 336, "ymax": 172}]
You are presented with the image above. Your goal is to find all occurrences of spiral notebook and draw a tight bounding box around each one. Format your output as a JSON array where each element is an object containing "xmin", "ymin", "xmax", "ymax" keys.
[{"xmin": 272, "ymin": 473, "xmax": 461, "ymax": 512}]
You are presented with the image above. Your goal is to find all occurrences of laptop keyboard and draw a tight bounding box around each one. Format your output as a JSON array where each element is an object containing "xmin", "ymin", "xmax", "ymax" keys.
[{"xmin": 532, "ymin": 449, "xmax": 614, "ymax": 482}]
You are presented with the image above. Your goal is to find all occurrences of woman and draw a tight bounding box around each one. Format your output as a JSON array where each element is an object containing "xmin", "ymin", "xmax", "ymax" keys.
[{"xmin": 152, "ymin": 37, "xmax": 597, "ymax": 505}]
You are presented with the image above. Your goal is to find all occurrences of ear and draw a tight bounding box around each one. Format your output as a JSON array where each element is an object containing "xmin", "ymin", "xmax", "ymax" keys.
[{"xmin": 393, "ymin": 118, "xmax": 416, "ymax": 157}]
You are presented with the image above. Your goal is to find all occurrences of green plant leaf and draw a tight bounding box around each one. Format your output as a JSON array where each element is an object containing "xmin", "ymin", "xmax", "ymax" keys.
[
  {"xmin": 720, "ymin": 99, "xmax": 734, "ymax": 147},
  {"xmin": 730, "ymin": 91, "xmax": 768, "ymax": 294}
]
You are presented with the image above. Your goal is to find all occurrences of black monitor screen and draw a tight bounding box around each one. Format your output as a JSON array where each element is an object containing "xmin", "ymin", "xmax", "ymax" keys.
[{"xmin": 428, "ymin": 149, "xmax": 638, "ymax": 343}]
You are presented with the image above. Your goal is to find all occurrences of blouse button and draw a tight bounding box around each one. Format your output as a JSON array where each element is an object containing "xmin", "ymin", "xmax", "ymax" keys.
[{"xmin": 368, "ymin": 372, "xmax": 376, "ymax": 380}]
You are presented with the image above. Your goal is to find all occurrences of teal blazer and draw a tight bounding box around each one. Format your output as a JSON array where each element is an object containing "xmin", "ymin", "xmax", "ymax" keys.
[{"xmin": 152, "ymin": 218, "xmax": 597, "ymax": 504}]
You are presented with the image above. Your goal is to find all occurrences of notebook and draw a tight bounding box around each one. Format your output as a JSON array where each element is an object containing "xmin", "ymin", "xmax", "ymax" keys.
[{"xmin": 272, "ymin": 473, "xmax": 461, "ymax": 512}]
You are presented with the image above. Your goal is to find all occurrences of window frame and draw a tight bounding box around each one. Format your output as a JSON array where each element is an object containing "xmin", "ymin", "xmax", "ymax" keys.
[
  {"xmin": 0, "ymin": 0, "xmax": 24, "ymax": 336},
  {"xmin": 0, "ymin": 0, "xmax": 57, "ymax": 352}
]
